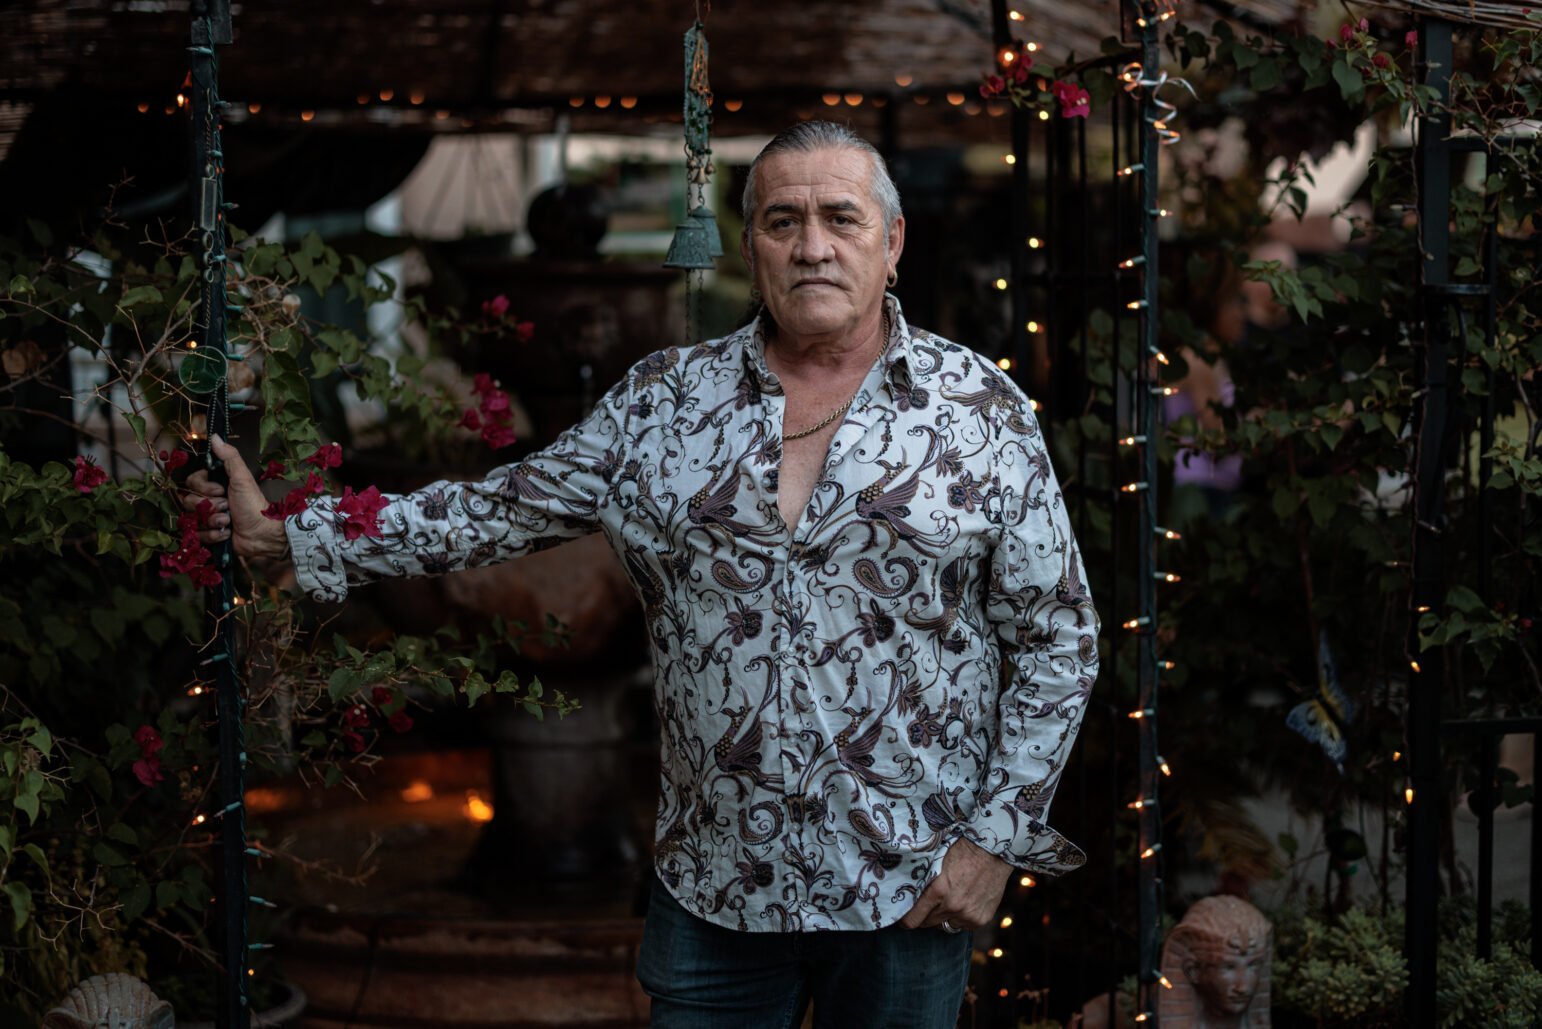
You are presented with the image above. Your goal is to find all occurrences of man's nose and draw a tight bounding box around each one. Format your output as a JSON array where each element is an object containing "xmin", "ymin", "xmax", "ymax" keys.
[{"xmin": 793, "ymin": 222, "xmax": 835, "ymax": 264}]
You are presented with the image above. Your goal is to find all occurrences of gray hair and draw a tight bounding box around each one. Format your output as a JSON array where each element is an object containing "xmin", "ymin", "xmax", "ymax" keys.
[{"xmin": 740, "ymin": 121, "xmax": 903, "ymax": 240}]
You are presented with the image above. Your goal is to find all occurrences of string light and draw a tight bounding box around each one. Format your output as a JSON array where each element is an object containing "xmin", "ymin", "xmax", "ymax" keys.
[
  {"xmin": 1121, "ymin": 482, "xmax": 1149, "ymax": 493},
  {"xmin": 192, "ymin": 814, "xmax": 207, "ymax": 826},
  {"xmin": 725, "ymin": 99, "xmax": 743, "ymax": 111},
  {"xmin": 137, "ymin": 101, "xmax": 151, "ymax": 113},
  {"xmin": 1141, "ymin": 843, "xmax": 1162, "ymax": 859},
  {"xmin": 1129, "ymin": 707, "xmax": 1155, "ymax": 719},
  {"xmin": 1026, "ymin": 41, "xmax": 1038, "ymax": 51},
  {"xmin": 990, "ymin": 947, "xmax": 1005, "ymax": 958},
  {"xmin": 247, "ymin": 102, "xmax": 261, "ymax": 114},
  {"xmin": 1019, "ymin": 875, "xmax": 1036, "ymax": 887},
  {"xmin": 1118, "ymin": 164, "xmax": 1145, "ymax": 177},
  {"xmin": 1000, "ymin": 916, "xmax": 1014, "ymax": 928},
  {"xmin": 1027, "ymin": 237, "xmax": 1043, "ymax": 249},
  {"xmin": 1136, "ymin": 1015, "xmax": 1151, "ymax": 1024},
  {"xmin": 1416, "ymin": 605, "xmax": 1431, "ymax": 613},
  {"xmin": 300, "ymin": 110, "xmax": 315, "ymax": 122},
  {"xmin": 410, "ymin": 91, "xmax": 425, "ymax": 105},
  {"xmin": 1026, "ymin": 320, "xmax": 1040, "ymax": 332},
  {"xmin": 1003, "ymin": 153, "xmax": 1017, "ymax": 165},
  {"xmin": 1158, "ymin": 756, "xmax": 1172, "ymax": 776},
  {"xmin": 844, "ymin": 93, "xmax": 863, "ymax": 106},
  {"xmin": 913, "ymin": 95, "xmax": 931, "ymax": 105},
  {"xmin": 821, "ymin": 93, "xmax": 841, "ymax": 106},
  {"xmin": 1393, "ymin": 750, "xmax": 1402, "ymax": 762},
  {"xmin": 1159, "ymin": 660, "xmax": 1176, "ymax": 670},
  {"xmin": 997, "ymin": 357, "xmax": 1013, "ymax": 370},
  {"xmin": 1008, "ymin": 9, "xmax": 1024, "ymax": 20},
  {"xmin": 1151, "ymin": 385, "xmax": 1177, "ymax": 397},
  {"xmin": 1127, "ymin": 299, "xmax": 1148, "ymax": 310},
  {"xmin": 1156, "ymin": 571, "xmax": 1181, "ymax": 583},
  {"xmin": 176, "ymin": 93, "xmax": 187, "ymax": 108},
  {"xmin": 1410, "ymin": 660, "xmax": 1422, "ymax": 673},
  {"xmin": 435, "ymin": 110, "xmax": 450, "ymax": 120},
  {"xmin": 595, "ymin": 95, "xmax": 612, "ymax": 108},
  {"xmin": 1155, "ymin": 526, "xmax": 1181, "ymax": 540},
  {"xmin": 1151, "ymin": 349, "xmax": 1170, "ymax": 364},
  {"xmin": 1119, "ymin": 256, "xmax": 1145, "ymax": 268},
  {"xmin": 1037, "ymin": 110, "xmax": 1050, "ymax": 121},
  {"xmin": 1120, "ymin": 435, "xmax": 1146, "ymax": 446},
  {"xmin": 378, "ymin": 88, "xmax": 394, "ymax": 102},
  {"xmin": 994, "ymin": 278, "xmax": 1009, "ymax": 290},
  {"xmin": 999, "ymin": 47, "xmax": 1017, "ymax": 65},
  {"xmin": 187, "ymin": 685, "xmax": 206, "ymax": 696},
  {"xmin": 356, "ymin": 93, "xmax": 369, "ymax": 105},
  {"xmin": 569, "ymin": 96, "xmax": 584, "ymax": 107},
  {"xmin": 946, "ymin": 92, "xmax": 966, "ymax": 106},
  {"xmin": 1128, "ymin": 798, "xmax": 1151, "ymax": 809},
  {"xmin": 1159, "ymin": 974, "xmax": 1174, "ymax": 989},
  {"xmin": 620, "ymin": 96, "xmax": 638, "ymax": 109},
  {"xmin": 1405, "ymin": 787, "xmax": 1415, "ymax": 804},
  {"xmin": 999, "ymin": 989, "xmax": 1010, "ymax": 998}
]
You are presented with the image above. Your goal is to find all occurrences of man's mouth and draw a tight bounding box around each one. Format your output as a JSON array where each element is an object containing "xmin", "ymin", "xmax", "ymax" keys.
[{"xmin": 792, "ymin": 279, "xmax": 837, "ymax": 289}]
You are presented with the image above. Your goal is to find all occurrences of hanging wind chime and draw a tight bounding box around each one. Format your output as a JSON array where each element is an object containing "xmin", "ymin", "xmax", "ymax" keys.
[{"xmin": 663, "ymin": 10, "xmax": 720, "ymax": 343}]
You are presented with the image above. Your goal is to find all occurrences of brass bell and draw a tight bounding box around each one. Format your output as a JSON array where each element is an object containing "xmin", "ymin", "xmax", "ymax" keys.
[
  {"xmin": 688, "ymin": 205, "xmax": 724, "ymax": 258},
  {"xmin": 663, "ymin": 219, "xmax": 715, "ymax": 270}
]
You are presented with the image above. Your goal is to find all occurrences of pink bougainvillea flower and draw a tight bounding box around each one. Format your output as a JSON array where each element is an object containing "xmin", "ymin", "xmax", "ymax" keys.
[
  {"xmin": 1372, "ymin": 52, "xmax": 1391, "ymax": 69},
  {"xmin": 303, "ymin": 442, "xmax": 343, "ymax": 470},
  {"xmin": 131, "ymin": 725, "xmax": 166, "ymax": 787},
  {"xmin": 472, "ymin": 372, "xmax": 498, "ymax": 396},
  {"xmin": 389, "ymin": 710, "xmax": 414, "ymax": 733},
  {"xmin": 342, "ymin": 730, "xmax": 365, "ymax": 753},
  {"xmin": 160, "ymin": 513, "xmax": 222, "ymax": 587},
  {"xmin": 980, "ymin": 74, "xmax": 1006, "ymax": 98},
  {"xmin": 481, "ymin": 294, "xmax": 511, "ymax": 318},
  {"xmin": 337, "ymin": 485, "xmax": 388, "ymax": 541},
  {"xmin": 159, "ymin": 448, "xmax": 190, "ymax": 473},
  {"xmin": 258, "ymin": 459, "xmax": 286, "ymax": 482},
  {"xmin": 1405, "ymin": 29, "xmax": 1418, "ymax": 47},
  {"xmin": 514, "ymin": 320, "xmax": 536, "ymax": 343},
  {"xmin": 132, "ymin": 756, "xmax": 164, "ymax": 786},
  {"xmin": 458, "ymin": 408, "xmax": 482, "ymax": 431},
  {"xmin": 1339, "ymin": 22, "xmax": 1355, "ymax": 42},
  {"xmin": 1009, "ymin": 58, "xmax": 1032, "ymax": 85},
  {"xmin": 73, "ymin": 455, "xmax": 108, "ymax": 493},
  {"xmin": 1051, "ymin": 80, "xmax": 1091, "ymax": 119},
  {"xmin": 371, "ymin": 685, "xmax": 394, "ymax": 705},
  {"xmin": 1358, "ymin": 17, "xmax": 1369, "ymax": 31},
  {"xmin": 479, "ymin": 388, "xmax": 511, "ymax": 415},
  {"xmin": 480, "ymin": 421, "xmax": 517, "ymax": 450}
]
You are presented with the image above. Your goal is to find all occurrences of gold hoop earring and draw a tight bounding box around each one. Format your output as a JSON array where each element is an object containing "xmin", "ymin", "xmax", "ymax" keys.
[{"xmin": 886, "ymin": 269, "xmax": 898, "ymax": 288}]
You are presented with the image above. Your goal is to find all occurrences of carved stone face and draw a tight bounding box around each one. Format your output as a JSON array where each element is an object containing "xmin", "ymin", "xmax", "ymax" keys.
[{"xmin": 1186, "ymin": 944, "xmax": 1267, "ymax": 1017}]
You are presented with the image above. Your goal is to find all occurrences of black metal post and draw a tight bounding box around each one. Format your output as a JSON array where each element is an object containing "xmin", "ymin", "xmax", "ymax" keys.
[
  {"xmin": 190, "ymin": 3, "xmax": 248, "ymax": 1027},
  {"xmin": 1406, "ymin": 17, "xmax": 1453, "ymax": 1029}
]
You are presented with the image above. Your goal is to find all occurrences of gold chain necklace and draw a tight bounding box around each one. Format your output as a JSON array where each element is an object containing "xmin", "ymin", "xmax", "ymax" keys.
[{"xmin": 782, "ymin": 309, "xmax": 891, "ymax": 442}]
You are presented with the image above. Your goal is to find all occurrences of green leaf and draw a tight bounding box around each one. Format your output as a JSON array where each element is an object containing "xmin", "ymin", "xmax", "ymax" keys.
[
  {"xmin": 155, "ymin": 879, "xmax": 181, "ymax": 912},
  {"xmin": 25, "ymin": 725, "xmax": 51, "ymax": 757},
  {"xmin": 464, "ymin": 674, "xmax": 490, "ymax": 708},
  {"xmin": 328, "ymin": 667, "xmax": 359, "ymax": 703},
  {"xmin": 0, "ymin": 825, "xmax": 11, "ymax": 858},
  {"xmin": 106, "ymin": 822, "xmax": 138, "ymax": 847},
  {"xmin": 92, "ymin": 842, "xmax": 128, "ymax": 867},
  {"xmin": 8, "ymin": 274, "xmax": 34, "ymax": 295},
  {"xmin": 14, "ymin": 770, "xmax": 42, "ymax": 824},
  {"xmin": 21, "ymin": 843, "xmax": 47, "ymax": 875},
  {"xmin": 119, "ymin": 285, "xmax": 164, "ymax": 308},
  {"xmin": 522, "ymin": 700, "xmax": 545, "ymax": 721},
  {"xmin": 310, "ymin": 351, "xmax": 339, "ymax": 379},
  {"xmin": 125, "ymin": 411, "xmax": 148, "ymax": 451},
  {"xmin": 121, "ymin": 879, "xmax": 151, "ymax": 923},
  {"xmin": 1332, "ymin": 57, "xmax": 1365, "ymax": 101},
  {"xmin": 1249, "ymin": 58, "xmax": 1282, "ymax": 92},
  {"xmin": 3, "ymin": 881, "xmax": 32, "ymax": 933}
]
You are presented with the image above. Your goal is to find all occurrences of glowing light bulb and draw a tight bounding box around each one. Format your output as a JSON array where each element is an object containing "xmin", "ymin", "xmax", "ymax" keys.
[
  {"xmin": 410, "ymin": 91, "xmax": 425, "ymax": 105},
  {"xmin": 594, "ymin": 95, "xmax": 612, "ymax": 108},
  {"xmin": 1159, "ymin": 975, "xmax": 1173, "ymax": 989},
  {"xmin": 946, "ymin": 93, "xmax": 966, "ymax": 106},
  {"xmin": 1410, "ymin": 660, "xmax": 1422, "ymax": 673},
  {"xmin": 1158, "ymin": 757, "xmax": 1172, "ymax": 776},
  {"xmin": 1141, "ymin": 844, "xmax": 1161, "ymax": 859},
  {"xmin": 725, "ymin": 99, "xmax": 743, "ymax": 112},
  {"xmin": 994, "ymin": 278, "xmax": 1009, "ymax": 290},
  {"xmin": 1405, "ymin": 787, "xmax": 1415, "ymax": 804},
  {"xmin": 1038, "ymin": 110, "xmax": 1050, "ymax": 121},
  {"xmin": 1020, "ymin": 875, "xmax": 1035, "ymax": 887},
  {"xmin": 1009, "ymin": 10, "xmax": 1024, "ymax": 21},
  {"xmin": 844, "ymin": 93, "xmax": 864, "ymax": 106},
  {"xmin": 990, "ymin": 947, "xmax": 1004, "ymax": 958},
  {"xmin": 192, "ymin": 814, "xmax": 207, "ymax": 826},
  {"xmin": 894, "ymin": 73, "xmax": 913, "ymax": 87},
  {"xmin": 300, "ymin": 110, "xmax": 315, "ymax": 122},
  {"xmin": 620, "ymin": 96, "xmax": 638, "ymax": 109},
  {"xmin": 997, "ymin": 357, "xmax": 1013, "ymax": 370},
  {"xmin": 1000, "ymin": 48, "xmax": 1016, "ymax": 65},
  {"xmin": 1004, "ymin": 153, "xmax": 1017, "ymax": 165},
  {"xmin": 1028, "ymin": 237, "xmax": 1042, "ymax": 249},
  {"xmin": 1000, "ymin": 916, "xmax": 1014, "ymax": 928},
  {"xmin": 1026, "ymin": 320, "xmax": 1040, "ymax": 333},
  {"xmin": 379, "ymin": 88, "xmax": 395, "ymax": 102},
  {"xmin": 1393, "ymin": 750, "xmax": 1402, "ymax": 762}
]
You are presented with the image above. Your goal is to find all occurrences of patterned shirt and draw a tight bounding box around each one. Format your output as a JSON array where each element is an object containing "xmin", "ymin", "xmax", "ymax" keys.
[{"xmin": 287, "ymin": 296, "xmax": 1099, "ymax": 932}]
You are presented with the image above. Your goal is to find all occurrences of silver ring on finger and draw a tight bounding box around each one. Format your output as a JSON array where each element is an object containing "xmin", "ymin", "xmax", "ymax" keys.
[{"xmin": 940, "ymin": 920, "xmax": 960, "ymax": 934}]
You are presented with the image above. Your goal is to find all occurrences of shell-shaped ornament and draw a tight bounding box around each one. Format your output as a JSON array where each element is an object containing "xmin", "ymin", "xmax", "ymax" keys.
[{"xmin": 42, "ymin": 973, "xmax": 175, "ymax": 1029}]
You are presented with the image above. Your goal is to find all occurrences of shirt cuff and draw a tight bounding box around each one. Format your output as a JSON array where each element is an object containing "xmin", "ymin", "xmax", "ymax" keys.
[
  {"xmin": 959, "ymin": 795, "xmax": 1086, "ymax": 878},
  {"xmin": 285, "ymin": 498, "xmax": 347, "ymax": 604}
]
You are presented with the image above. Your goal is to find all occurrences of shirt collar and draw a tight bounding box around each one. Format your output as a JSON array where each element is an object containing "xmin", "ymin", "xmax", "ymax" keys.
[{"xmin": 744, "ymin": 293, "xmax": 914, "ymax": 395}]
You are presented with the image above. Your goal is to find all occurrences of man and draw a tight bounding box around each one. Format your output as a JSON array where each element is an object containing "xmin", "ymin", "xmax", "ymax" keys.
[{"xmin": 191, "ymin": 121, "xmax": 1098, "ymax": 1029}]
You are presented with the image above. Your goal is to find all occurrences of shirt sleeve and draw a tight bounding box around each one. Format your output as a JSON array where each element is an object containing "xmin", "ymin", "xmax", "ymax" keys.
[
  {"xmin": 285, "ymin": 374, "xmax": 633, "ymax": 604},
  {"xmin": 960, "ymin": 402, "xmax": 1100, "ymax": 876}
]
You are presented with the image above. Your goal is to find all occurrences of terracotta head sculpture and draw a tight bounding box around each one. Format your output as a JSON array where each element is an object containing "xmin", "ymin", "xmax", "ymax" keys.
[{"xmin": 1159, "ymin": 895, "xmax": 1272, "ymax": 1028}]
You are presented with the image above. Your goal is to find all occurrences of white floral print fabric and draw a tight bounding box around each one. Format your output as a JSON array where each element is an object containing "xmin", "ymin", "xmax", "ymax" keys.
[{"xmin": 287, "ymin": 296, "xmax": 1099, "ymax": 931}]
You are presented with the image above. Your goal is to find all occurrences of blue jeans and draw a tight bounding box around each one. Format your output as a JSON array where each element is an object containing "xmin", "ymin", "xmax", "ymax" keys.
[{"xmin": 637, "ymin": 877, "xmax": 974, "ymax": 1029}]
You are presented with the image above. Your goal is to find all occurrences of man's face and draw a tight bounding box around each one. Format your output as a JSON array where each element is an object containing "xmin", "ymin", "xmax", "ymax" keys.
[
  {"xmin": 741, "ymin": 147, "xmax": 904, "ymax": 343},
  {"xmin": 1186, "ymin": 947, "xmax": 1264, "ymax": 1016}
]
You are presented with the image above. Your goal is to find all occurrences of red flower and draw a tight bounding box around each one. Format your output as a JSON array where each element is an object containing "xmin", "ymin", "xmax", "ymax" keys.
[
  {"xmin": 1009, "ymin": 58, "xmax": 1032, "ymax": 84},
  {"xmin": 389, "ymin": 710, "xmax": 414, "ymax": 733},
  {"xmin": 337, "ymin": 485, "xmax": 388, "ymax": 541},
  {"xmin": 479, "ymin": 389, "xmax": 511, "ymax": 415},
  {"xmin": 481, "ymin": 421, "xmax": 517, "ymax": 450},
  {"xmin": 159, "ymin": 449, "xmax": 190, "ymax": 473},
  {"xmin": 73, "ymin": 455, "xmax": 108, "ymax": 493},
  {"xmin": 159, "ymin": 515, "xmax": 222, "ymax": 587},
  {"xmin": 481, "ymin": 294, "xmax": 511, "ymax": 319},
  {"xmin": 514, "ymin": 321, "xmax": 536, "ymax": 343},
  {"xmin": 371, "ymin": 685, "xmax": 394, "ymax": 706},
  {"xmin": 459, "ymin": 408, "xmax": 482, "ymax": 431},
  {"xmin": 258, "ymin": 459, "xmax": 286, "ymax": 482},
  {"xmin": 132, "ymin": 725, "xmax": 166, "ymax": 787},
  {"xmin": 342, "ymin": 730, "xmax": 365, "ymax": 753},
  {"xmin": 1373, "ymin": 52, "xmax": 1390, "ymax": 69},
  {"xmin": 134, "ymin": 724, "xmax": 164, "ymax": 757},
  {"xmin": 472, "ymin": 372, "xmax": 498, "ymax": 396},
  {"xmin": 981, "ymin": 75, "xmax": 1006, "ymax": 98},
  {"xmin": 1051, "ymin": 80, "xmax": 1091, "ymax": 119},
  {"xmin": 1358, "ymin": 17, "xmax": 1369, "ymax": 31},
  {"xmin": 1339, "ymin": 22, "xmax": 1355, "ymax": 42},
  {"xmin": 132, "ymin": 756, "xmax": 164, "ymax": 787},
  {"xmin": 342, "ymin": 704, "xmax": 371, "ymax": 730},
  {"xmin": 304, "ymin": 442, "xmax": 343, "ymax": 470},
  {"xmin": 1405, "ymin": 29, "xmax": 1418, "ymax": 47}
]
